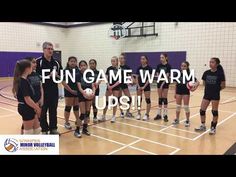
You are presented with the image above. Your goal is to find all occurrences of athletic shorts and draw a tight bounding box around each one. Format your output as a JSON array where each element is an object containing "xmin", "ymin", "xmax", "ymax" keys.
[
  {"xmin": 176, "ymin": 88, "xmax": 190, "ymax": 95},
  {"xmin": 136, "ymin": 84, "xmax": 151, "ymax": 92},
  {"xmin": 120, "ymin": 83, "xmax": 128, "ymax": 90},
  {"xmin": 203, "ymin": 94, "xmax": 220, "ymax": 101},
  {"xmin": 78, "ymin": 93, "xmax": 92, "ymax": 102},
  {"xmin": 106, "ymin": 85, "xmax": 120, "ymax": 91},
  {"xmin": 157, "ymin": 81, "xmax": 169, "ymax": 89},
  {"xmin": 18, "ymin": 103, "xmax": 36, "ymax": 121},
  {"xmin": 64, "ymin": 91, "xmax": 78, "ymax": 97},
  {"xmin": 95, "ymin": 88, "xmax": 100, "ymax": 96}
]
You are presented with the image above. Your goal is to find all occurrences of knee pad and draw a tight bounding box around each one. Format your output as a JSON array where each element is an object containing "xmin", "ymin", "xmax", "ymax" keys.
[
  {"xmin": 176, "ymin": 104, "xmax": 181, "ymax": 112},
  {"xmin": 145, "ymin": 98, "xmax": 151, "ymax": 104},
  {"xmin": 159, "ymin": 98, "xmax": 163, "ymax": 105},
  {"xmin": 183, "ymin": 105, "xmax": 190, "ymax": 113},
  {"xmin": 79, "ymin": 113, "xmax": 86, "ymax": 121},
  {"xmin": 163, "ymin": 98, "xmax": 168, "ymax": 105},
  {"xmin": 86, "ymin": 111, "xmax": 90, "ymax": 118},
  {"xmin": 73, "ymin": 105, "xmax": 79, "ymax": 111},
  {"xmin": 65, "ymin": 106, "xmax": 72, "ymax": 112},
  {"xmin": 200, "ymin": 109, "xmax": 206, "ymax": 116},
  {"xmin": 127, "ymin": 97, "xmax": 132, "ymax": 105},
  {"xmin": 24, "ymin": 129, "xmax": 34, "ymax": 135},
  {"xmin": 212, "ymin": 110, "xmax": 218, "ymax": 117},
  {"xmin": 33, "ymin": 127, "xmax": 41, "ymax": 134}
]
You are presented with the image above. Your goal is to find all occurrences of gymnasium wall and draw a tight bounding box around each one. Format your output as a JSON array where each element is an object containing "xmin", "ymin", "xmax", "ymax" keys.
[
  {"xmin": 0, "ymin": 22, "xmax": 69, "ymax": 74},
  {"xmin": 66, "ymin": 22, "xmax": 236, "ymax": 87}
]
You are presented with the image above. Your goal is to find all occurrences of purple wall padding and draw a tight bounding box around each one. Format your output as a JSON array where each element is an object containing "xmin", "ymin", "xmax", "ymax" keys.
[
  {"xmin": 0, "ymin": 51, "xmax": 42, "ymax": 77},
  {"xmin": 124, "ymin": 51, "xmax": 186, "ymax": 73}
]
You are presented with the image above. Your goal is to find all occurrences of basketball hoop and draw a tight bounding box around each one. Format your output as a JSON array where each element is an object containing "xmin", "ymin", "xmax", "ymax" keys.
[{"xmin": 108, "ymin": 24, "xmax": 126, "ymax": 40}]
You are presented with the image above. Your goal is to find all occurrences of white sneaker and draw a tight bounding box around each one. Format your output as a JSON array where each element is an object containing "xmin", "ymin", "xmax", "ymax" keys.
[
  {"xmin": 111, "ymin": 116, "xmax": 116, "ymax": 123},
  {"xmin": 120, "ymin": 112, "xmax": 125, "ymax": 118},
  {"xmin": 209, "ymin": 128, "xmax": 216, "ymax": 135},
  {"xmin": 136, "ymin": 114, "xmax": 141, "ymax": 120},
  {"xmin": 142, "ymin": 114, "xmax": 149, "ymax": 121},
  {"xmin": 99, "ymin": 115, "xmax": 106, "ymax": 122}
]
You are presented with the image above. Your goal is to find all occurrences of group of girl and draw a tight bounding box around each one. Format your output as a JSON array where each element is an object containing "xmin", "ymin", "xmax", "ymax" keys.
[{"xmin": 13, "ymin": 53, "xmax": 225, "ymax": 137}]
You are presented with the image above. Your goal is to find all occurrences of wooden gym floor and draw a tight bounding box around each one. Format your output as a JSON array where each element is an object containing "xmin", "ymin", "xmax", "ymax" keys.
[{"xmin": 0, "ymin": 77, "xmax": 236, "ymax": 155}]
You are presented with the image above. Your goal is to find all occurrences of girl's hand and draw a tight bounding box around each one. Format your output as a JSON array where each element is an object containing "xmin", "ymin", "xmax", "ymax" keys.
[
  {"xmin": 35, "ymin": 106, "xmax": 41, "ymax": 118},
  {"xmin": 70, "ymin": 90, "xmax": 78, "ymax": 96},
  {"xmin": 38, "ymin": 99, "xmax": 44, "ymax": 107}
]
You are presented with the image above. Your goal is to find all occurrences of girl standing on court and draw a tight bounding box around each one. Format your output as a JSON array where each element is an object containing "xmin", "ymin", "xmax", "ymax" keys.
[
  {"xmin": 135, "ymin": 55, "xmax": 152, "ymax": 121},
  {"xmin": 62, "ymin": 56, "xmax": 79, "ymax": 130},
  {"xmin": 154, "ymin": 53, "xmax": 172, "ymax": 122},
  {"xmin": 195, "ymin": 58, "xmax": 225, "ymax": 135},
  {"xmin": 75, "ymin": 60, "xmax": 96, "ymax": 138},
  {"xmin": 89, "ymin": 59, "xmax": 101, "ymax": 123},
  {"xmin": 101, "ymin": 56, "xmax": 121, "ymax": 123},
  {"xmin": 172, "ymin": 61, "xmax": 199, "ymax": 127},
  {"xmin": 12, "ymin": 59, "xmax": 41, "ymax": 134},
  {"xmin": 20, "ymin": 57, "xmax": 44, "ymax": 134},
  {"xmin": 118, "ymin": 53, "xmax": 134, "ymax": 118}
]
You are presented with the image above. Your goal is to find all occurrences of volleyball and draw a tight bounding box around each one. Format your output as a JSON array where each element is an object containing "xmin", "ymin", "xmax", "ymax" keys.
[
  {"xmin": 84, "ymin": 88, "xmax": 94, "ymax": 96},
  {"xmin": 186, "ymin": 81, "xmax": 196, "ymax": 91}
]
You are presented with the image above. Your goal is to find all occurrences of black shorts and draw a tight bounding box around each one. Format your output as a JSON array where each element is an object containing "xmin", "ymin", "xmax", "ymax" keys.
[
  {"xmin": 95, "ymin": 88, "xmax": 100, "ymax": 96},
  {"xmin": 203, "ymin": 94, "xmax": 220, "ymax": 101},
  {"xmin": 78, "ymin": 93, "xmax": 92, "ymax": 102},
  {"xmin": 120, "ymin": 83, "xmax": 128, "ymax": 90},
  {"xmin": 176, "ymin": 88, "xmax": 190, "ymax": 95},
  {"xmin": 106, "ymin": 85, "xmax": 120, "ymax": 91},
  {"xmin": 64, "ymin": 90, "xmax": 78, "ymax": 97},
  {"xmin": 18, "ymin": 104, "xmax": 36, "ymax": 121},
  {"xmin": 136, "ymin": 84, "xmax": 151, "ymax": 92},
  {"xmin": 157, "ymin": 81, "xmax": 169, "ymax": 89}
]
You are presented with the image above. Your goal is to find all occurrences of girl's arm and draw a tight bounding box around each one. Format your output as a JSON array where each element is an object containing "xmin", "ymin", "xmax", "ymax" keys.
[
  {"xmin": 221, "ymin": 81, "xmax": 226, "ymax": 90},
  {"xmin": 39, "ymin": 82, "xmax": 44, "ymax": 106},
  {"xmin": 24, "ymin": 96, "xmax": 41, "ymax": 116}
]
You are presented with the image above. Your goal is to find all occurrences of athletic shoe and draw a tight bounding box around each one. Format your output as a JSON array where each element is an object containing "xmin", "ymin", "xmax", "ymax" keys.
[
  {"xmin": 154, "ymin": 114, "xmax": 162, "ymax": 120},
  {"xmin": 111, "ymin": 116, "xmax": 116, "ymax": 123},
  {"xmin": 194, "ymin": 125, "xmax": 206, "ymax": 132},
  {"xmin": 126, "ymin": 112, "xmax": 134, "ymax": 118},
  {"xmin": 163, "ymin": 115, "xmax": 169, "ymax": 122},
  {"xmin": 74, "ymin": 129, "xmax": 82, "ymax": 138},
  {"xmin": 184, "ymin": 120, "xmax": 190, "ymax": 127},
  {"xmin": 99, "ymin": 115, "xmax": 106, "ymax": 122},
  {"xmin": 120, "ymin": 112, "xmax": 125, "ymax": 118},
  {"xmin": 172, "ymin": 119, "xmax": 179, "ymax": 125},
  {"xmin": 64, "ymin": 122, "xmax": 72, "ymax": 130},
  {"xmin": 93, "ymin": 117, "xmax": 98, "ymax": 123},
  {"xmin": 42, "ymin": 131, "xmax": 48, "ymax": 135},
  {"xmin": 142, "ymin": 114, "xmax": 149, "ymax": 121},
  {"xmin": 136, "ymin": 114, "xmax": 141, "ymax": 120},
  {"xmin": 209, "ymin": 127, "xmax": 216, "ymax": 135},
  {"xmin": 50, "ymin": 129, "xmax": 60, "ymax": 135},
  {"xmin": 82, "ymin": 128, "xmax": 91, "ymax": 136}
]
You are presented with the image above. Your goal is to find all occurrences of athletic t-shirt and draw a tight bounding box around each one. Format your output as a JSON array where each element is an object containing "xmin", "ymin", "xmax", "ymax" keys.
[
  {"xmin": 176, "ymin": 72, "xmax": 197, "ymax": 94},
  {"xmin": 202, "ymin": 69, "xmax": 225, "ymax": 97},
  {"xmin": 156, "ymin": 63, "xmax": 171, "ymax": 74},
  {"xmin": 17, "ymin": 78, "xmax": 35, "ymax": 104},
  {"xmin": 63, "ymin": 67, "xmax": 79, "ymax": 93},
  {"xmin": 136, "ymin": 65, "xmax": 152, "ymax": 86},
  {"xmin": 76, "ymin": 70, "xmax": 93, "ymax": 90},
  {"xmin": 106, "ymin": 66, "xmax": 120, "ymax": 86},
  {"xmin": 119, "ymin": 64, "xmax": 131, "ymax": 84},
  {"xmin": 27, "ymin": 71, "xmax": 41, "ymax": 102}
]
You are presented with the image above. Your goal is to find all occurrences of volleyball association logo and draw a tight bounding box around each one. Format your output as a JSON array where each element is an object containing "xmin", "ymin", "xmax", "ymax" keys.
[{"xmin": 4, "ymin": 138, "xmax": 19, "ymax": 152}]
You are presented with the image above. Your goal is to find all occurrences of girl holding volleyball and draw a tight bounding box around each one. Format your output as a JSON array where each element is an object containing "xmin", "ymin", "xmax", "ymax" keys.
[
  {"xmin": 12, "ymin": 59, "xmax": 41, "ymax": 134},
  {"xmin": 172, "ymin": 61, "xmax": 199, "ymax": 127},
  {"xmin": 75, "ymin": 60, "xmax": 96, "ymax": 138},
  {"xmin": 195, "ymin": 58, "xmax": 225, "ymax": 135}
]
